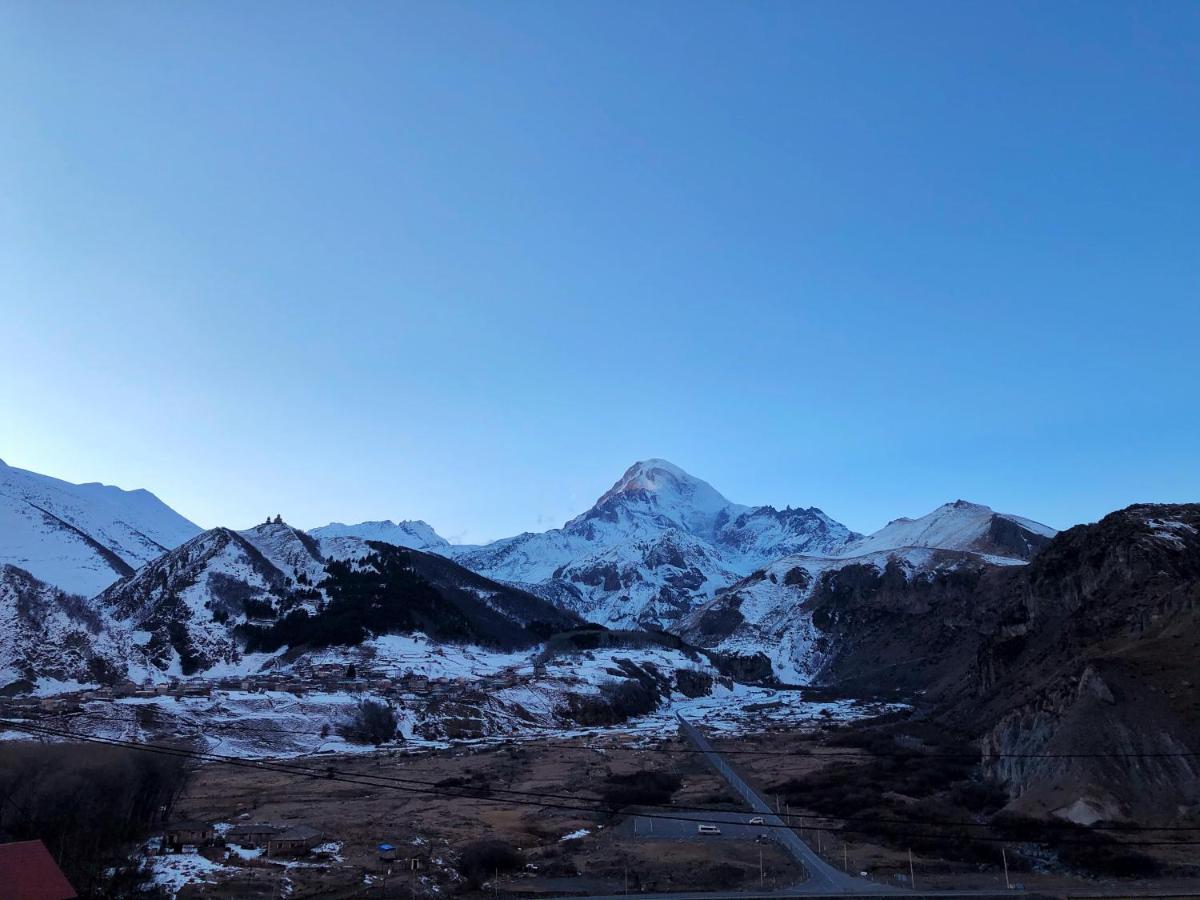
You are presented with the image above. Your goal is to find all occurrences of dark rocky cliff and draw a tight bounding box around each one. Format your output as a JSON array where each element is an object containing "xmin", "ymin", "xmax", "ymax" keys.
[{"xmin": 808, "ymin": 504, "xmax": 1200, "ymax": 822}]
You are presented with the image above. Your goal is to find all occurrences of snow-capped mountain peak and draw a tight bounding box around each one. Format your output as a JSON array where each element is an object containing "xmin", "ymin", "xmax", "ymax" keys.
[
  {"xmin": 846, "ymin": 499, "xmax": 1055, "ymax": 561},
  {"xmin": 566, "ymin": 458, "xmax": 747, "ymax": 541},
  {"xmin": 308, "ymin": 519, "xmax": 450, "ymax": 561},
  {"xmin": 599, "ymin": 459, "xmax": 732, "ymax": 508},
  {"xmin": 309, "ymin": 519, "xmax": 448, "ymax": 549},
  {"xmin": 449, "ymin": 459, "xmax": 857, "ymax": 628}
]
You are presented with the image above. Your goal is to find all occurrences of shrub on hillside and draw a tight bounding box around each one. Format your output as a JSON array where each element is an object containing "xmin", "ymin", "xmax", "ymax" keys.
[
  {"xmin": 337, "ymin": 700, "xmax": 398, "ymax": 745},
  {"xmin": 600, "ymin": 770, "xmax": 682, "ymax": 809},
  {"xmin": 565, "ymin": 677, "xmax": 661, "ymax": 726},
  {"xmin": 675, "ymin": 667, "xmax": 714, "ymax": 698},
  {"xmin": 458, "ymin": 839, "xmax": 523, "ymax": 887}
]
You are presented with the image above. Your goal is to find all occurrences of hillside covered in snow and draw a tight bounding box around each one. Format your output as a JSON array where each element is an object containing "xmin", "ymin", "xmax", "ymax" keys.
[
  {"xmin": 94, "ymin": 522, "xmax": 582, "ymax": 677},
  {"xmin": 0, "ymin": 459, "xmax": 201, "ymax": 596},
  {"xmin": 679, "ymin": 499, "xmax": 1057, "ymax": 682}
]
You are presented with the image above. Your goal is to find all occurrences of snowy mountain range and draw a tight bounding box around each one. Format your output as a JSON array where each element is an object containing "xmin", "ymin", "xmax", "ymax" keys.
[
  {"xmin": 678, "ymin": 499, "xmax": 1058, "ymax": 682},
  {"xmin": 441, "ymin": 460, "xmax": 860, "ymax": 627},
  {"xmin": 312, "ymin": 459, "xmax": 861, "ymax": 627},
  {"xmin": 309, "ymin": 519, "xmax": 449, "ymax": 557},
  {"xmin": 0, "ymin": 458, "xmax": 201, "ymax": 597},
  {"xmin": 0, "ymin": 456, "xmax": 1060, "ymax": 689}
]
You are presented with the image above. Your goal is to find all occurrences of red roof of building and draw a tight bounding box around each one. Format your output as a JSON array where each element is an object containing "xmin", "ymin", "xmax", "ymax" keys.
[{"xmin": 0, "ymin": 840, "xmax": 77, "ymax": 900}]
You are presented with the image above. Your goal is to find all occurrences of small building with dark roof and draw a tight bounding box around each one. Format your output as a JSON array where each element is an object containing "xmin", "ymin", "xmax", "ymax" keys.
[
  {"xmin": 0, "ymin": 840, "xmax": 77, "ymax": 900},
  {"xmin": 267, "ymin": 825, "xmax": 323, "ymax": 857},
  {"xmin": 225, "ymin": 823, "xmax": 281, "ymax": 849},
  {"xmin": 163, "ymin": 820, "xmax": 216, "ymax": 852}
]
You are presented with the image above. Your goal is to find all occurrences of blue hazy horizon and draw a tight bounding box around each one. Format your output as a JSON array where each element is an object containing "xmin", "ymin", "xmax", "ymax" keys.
[{"xmin": 2, "ymin": 1, "xmax": 1197, "ymax": 541}]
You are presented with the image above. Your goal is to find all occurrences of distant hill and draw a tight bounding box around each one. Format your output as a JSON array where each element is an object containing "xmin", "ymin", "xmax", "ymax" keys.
[{"xmin": 0, "ymin": 459, "xmax": 201, "ymax": 596}]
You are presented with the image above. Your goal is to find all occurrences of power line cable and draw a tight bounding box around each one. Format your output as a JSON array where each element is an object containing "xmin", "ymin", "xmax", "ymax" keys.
[
  {"xmin": 7, "ymin": 721, "xmax": 1200, "ymax": 847},
  {"xmin": 20, "ymin": 711, "xmax": 1200, "ymax": 834}
]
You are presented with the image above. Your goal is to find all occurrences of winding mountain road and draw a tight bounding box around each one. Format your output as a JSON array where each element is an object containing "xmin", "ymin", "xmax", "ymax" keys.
[{"xmin": 675, "ymin": 713, "xmax": 895, "ymax": 895}]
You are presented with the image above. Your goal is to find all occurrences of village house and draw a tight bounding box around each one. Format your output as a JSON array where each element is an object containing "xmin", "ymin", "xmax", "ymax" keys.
[
  {"xmin": 112, "ymin": 679, "xmax": 139, "ymax": 698},
  {"xmin": 404, "ymin": 675, "xmax": 430, "ymax": 692},
  {"xmin": 163, "ymin": 821, "xmax": 216, "ymax": 852},
  {"xmin": 0, "ymin": 840, "xmax": 77, "ymax": 900},
  {"xmin": 226, "ymin": 823, "xmax": 281, "ymax": 849},
  {"xmin": 398, "ymin": 851, "xmax": 430, "ymax": 872},
  {"xmin": 267, "ymin": 825, "xmax": 323, "ymax": 857}
]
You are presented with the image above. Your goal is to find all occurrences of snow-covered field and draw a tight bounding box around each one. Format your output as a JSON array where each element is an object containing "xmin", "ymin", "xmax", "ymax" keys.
[{"xmin": 7, "ymin": 635, "xmax": 895, "ymax": 758}]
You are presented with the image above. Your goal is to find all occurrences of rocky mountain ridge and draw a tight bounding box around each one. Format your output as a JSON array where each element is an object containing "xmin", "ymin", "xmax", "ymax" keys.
[
  {"xmin": 0, "ymin": 459, "xmax": 201, "ymax": 596},
  {"xmin": 91, "ymin": 522, "xmax": 579, "ymax": 677},
  {"xmin": 796, "ymin": 503, "xmax": 1200, "ymax": 823},
  {"xmin": 678, "ymin": 499, "xmax": 1057, "ymax": 681}
]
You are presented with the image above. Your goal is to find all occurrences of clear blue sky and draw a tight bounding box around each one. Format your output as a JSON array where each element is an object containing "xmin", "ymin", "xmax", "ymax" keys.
[{"xmin": 2, "ymin": 1, "xmax": 1197, "ymax": 541}]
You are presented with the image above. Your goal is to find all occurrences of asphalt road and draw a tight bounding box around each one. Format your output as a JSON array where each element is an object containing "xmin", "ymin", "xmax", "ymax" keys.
[
  {"xmin": 675, "ymin": 714, "xmax": 895, "ymax": 896},
  {"xmin": 626, "ymin": 808, "xmax": 773, "ymax": 841}
]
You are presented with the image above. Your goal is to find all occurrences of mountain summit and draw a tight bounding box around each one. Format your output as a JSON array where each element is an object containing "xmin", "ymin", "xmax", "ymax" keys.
[
  {"xmin": 845, "ymin": 499, "xmax": 1055, "ymax": 561},
  {"xmin": 449, "ymin": 459, "xmax": 858, "ymax": 627},
  {"xmin": 570, "ymin": 459, "xmax": 745, "ymax": 540}
]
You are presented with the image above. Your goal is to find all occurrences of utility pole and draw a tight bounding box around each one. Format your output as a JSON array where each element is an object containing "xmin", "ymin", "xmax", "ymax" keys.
[
  {"xmin": 817, "ymin": 830, "xmax": 822, "ymax": 854},
  {"xmin": 908, "ymin": 848, "xmax": 916, "ymax": 890},
  {"xmin": 1002, "ymin": 847, "xmax": 1011, "ymax": 890},
  {"xmin": 759, "ymin": 847, "xmax": 764, "ymax": 887},
  {"xmin": 624, "ymin": 863, "xmax": 629, "ymax": 895},
  {"xmin": 843, "ymin": 843, "xmax": 848, "ymax": 872}
]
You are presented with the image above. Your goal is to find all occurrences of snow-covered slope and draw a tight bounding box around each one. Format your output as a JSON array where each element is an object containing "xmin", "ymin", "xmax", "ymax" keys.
[
  {"xmin": 448, "ymin": 459, "xmax": 858, "ymax": 628},
  {"xmin": 0, "ymin": 459, "xmax": 201, "ymax": 596},
  {"xmin": 0, "ymin": 564, "xmax": 129, "ymax": 690},
  {"xmin": 98, "ymin": 527, "xmax": 294, "ymax": 675},
  {"xmin": 309, "ymin": 519, "xmax": 449, "ymax": 559},
  {"xmin": 679, "ymin": 500, "xmax": 1057, "ymax": 683},
  {"xmin": 844, "ymin": 499, "xmax": 1055, "ymax": 562},
  {"xmin": 94, "ymin": 523, "xmax": 581, "ymax": 677},
  {"xmin": 239, "ymin": 522, "xmax": 327, "ymax": 586}
]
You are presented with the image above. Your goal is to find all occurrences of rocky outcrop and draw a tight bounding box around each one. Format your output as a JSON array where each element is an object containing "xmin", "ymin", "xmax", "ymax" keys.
[
  {"xmin": 806, "ymin": 503, "xmax": 1200, "ymax": 822},
  {"xmin": 0, "ymin": 565, "xmax": 127, "ymax": 690}
]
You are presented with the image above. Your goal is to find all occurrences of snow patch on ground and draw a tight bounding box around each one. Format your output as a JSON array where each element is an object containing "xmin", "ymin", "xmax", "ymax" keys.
[{"xmin": 144, "ymin": 850, "xmax": 232, "ymax": 892}]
